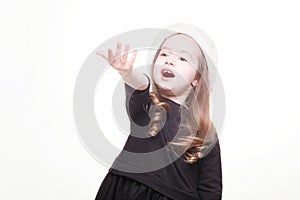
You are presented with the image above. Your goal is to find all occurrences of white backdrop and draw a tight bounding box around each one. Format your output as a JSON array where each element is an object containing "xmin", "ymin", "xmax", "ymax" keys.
[{"xmin": 1, "ymin": 0, "xmax": 300, "ymax": 199}]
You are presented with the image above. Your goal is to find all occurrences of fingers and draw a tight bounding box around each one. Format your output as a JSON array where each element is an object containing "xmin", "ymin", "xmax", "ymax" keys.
[
  {"xmin": 128, "ymin": 49, "xmax": 138, "ymax": 65},
  {"xmin": 115, "ymin": 42, "xmax": 121, "ymax": 60},
  {"xmin": 96, "ymin": 43, "xmax": 137, "ymax": 71},
  {"xmin": 108, "ymin": 48, "xmax": 114, "ymax": 64},
  {"xmin": 121, "ymin": 44, "xmax": 129, "ymax": 64},
  {"xmin": 96, "ymin": 51, "xmax": 108, "ymax": 61}
]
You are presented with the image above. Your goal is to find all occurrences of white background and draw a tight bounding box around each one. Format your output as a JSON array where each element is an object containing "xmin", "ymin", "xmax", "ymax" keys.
[{"xmin": 1, "ymin": 0, "xmax": 300, "ymax": 199}]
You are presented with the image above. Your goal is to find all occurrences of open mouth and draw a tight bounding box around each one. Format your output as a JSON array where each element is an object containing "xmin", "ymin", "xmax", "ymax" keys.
[{"xmin": 161, "ymin": 68, "xmax": 175, "ymax": 78}]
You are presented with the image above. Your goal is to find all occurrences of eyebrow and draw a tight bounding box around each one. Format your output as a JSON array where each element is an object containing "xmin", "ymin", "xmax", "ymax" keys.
[{"xmin": 161, "ymin": 47, "xmax": 193, "ymax": 59}]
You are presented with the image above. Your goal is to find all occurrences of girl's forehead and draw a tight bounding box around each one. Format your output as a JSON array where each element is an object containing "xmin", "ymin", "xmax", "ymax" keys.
[{"xmin": 161, "ymin": 34, "xmax": 200, "ymax": 58}]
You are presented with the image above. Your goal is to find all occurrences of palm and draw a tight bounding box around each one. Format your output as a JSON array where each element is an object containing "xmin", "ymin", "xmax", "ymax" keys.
[{"xmin": 96, "ymin": 42, "xmax": 137, "ymax": 76}]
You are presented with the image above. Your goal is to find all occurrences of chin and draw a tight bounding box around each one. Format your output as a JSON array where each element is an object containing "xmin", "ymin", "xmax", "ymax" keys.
[
  {"xmin": 156, "ymin": 83, "xmax": 178, "ymax": 96},
  {"xmin": 156, "ymin": 82, "xmax": 170, "ymax": 90}
]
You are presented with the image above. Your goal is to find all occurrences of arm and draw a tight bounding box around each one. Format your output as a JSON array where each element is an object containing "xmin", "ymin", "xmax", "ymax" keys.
[
  {"xmin": 96, "ymin": 43, "xmax": 151, "ymax": 125},
  {"xmin": 125, "ymin": 73, "xmax": 151, "ymax": 126},
  {"xmin": 197, "ymin": 139, "xmax": 223, "ymax": 200},
  {"xmin": 121, "ymin": 69, "xmax": 149, "ymax": 91}
]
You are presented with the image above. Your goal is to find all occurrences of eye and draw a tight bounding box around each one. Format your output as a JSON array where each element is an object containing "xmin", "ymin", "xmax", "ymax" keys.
[
  {"xmin": 179, "ymin": 57, "xmax": 187, "ymax": 62},
  {"xmin": 159, "ymin": 52, "xmax": 167, "ymax": 57}
]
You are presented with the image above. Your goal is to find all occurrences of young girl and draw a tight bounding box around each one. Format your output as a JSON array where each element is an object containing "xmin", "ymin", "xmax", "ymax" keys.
[{"xmin": 95, "ymin": 31, "xmax": 222, "ymax": 200}]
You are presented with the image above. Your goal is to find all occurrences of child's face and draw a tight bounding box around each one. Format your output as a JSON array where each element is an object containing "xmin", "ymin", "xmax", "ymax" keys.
[{"xmin": 153, "ymin": 34, "xmax": 200, "ymax": 97}]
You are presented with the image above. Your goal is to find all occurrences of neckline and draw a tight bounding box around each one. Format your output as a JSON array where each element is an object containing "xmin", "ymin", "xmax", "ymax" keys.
[{"xmin": 160, "ymin": 95, "xmax": 182, "ymax": 107}]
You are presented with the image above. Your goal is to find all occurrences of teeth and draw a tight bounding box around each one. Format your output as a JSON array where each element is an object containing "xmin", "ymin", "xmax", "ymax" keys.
[{"xmin": 162, "ymin": 69, "xmax": 175, "ymax": 77}]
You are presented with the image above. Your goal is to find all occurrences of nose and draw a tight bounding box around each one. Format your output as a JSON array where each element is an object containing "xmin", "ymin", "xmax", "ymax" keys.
[{"xmin": 165, "ymin": 57, "xmax": 175, "ymax": 66}]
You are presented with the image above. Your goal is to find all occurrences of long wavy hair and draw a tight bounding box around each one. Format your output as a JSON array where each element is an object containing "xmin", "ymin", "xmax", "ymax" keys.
[{"xmin": 146, "ymin": 33, "xmax": 215, "ymax": 164}]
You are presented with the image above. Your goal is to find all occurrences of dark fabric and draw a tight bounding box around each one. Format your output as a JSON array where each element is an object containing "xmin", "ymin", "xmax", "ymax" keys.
[
  {"xmin": 95, "ymin": 172, "xmax": 171, "ymax": 200},
  {"xmin": 96, "ymin": 73, "xmax": 222, "ymax": 200},
  {"xmin": 197, "ymin": 140, "xmax": 222, "ymax": 200}
]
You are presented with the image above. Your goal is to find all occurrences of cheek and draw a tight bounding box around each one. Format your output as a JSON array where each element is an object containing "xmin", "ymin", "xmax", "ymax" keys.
[
  {"xmin": 176, "ymin": 64, "xmax": 197, "ymax": 81},
  {"xmin": 153, "ymin": 58, "xmax": 164, "ymax": 74},
  {"xmin": 153, "ymin": 64, "xmax": 161, "ymax": 78},
  {"xmin": 155, "ymin": 57, "xmax": 164, "ymax": 65}
]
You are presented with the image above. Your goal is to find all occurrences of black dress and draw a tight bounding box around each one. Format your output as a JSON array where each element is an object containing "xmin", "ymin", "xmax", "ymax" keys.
[
  {"xmin": 95, "ymin": 172, "xmax": 171, "ymax": 200},
  {"xmin": 95, "ymin": 74, "xmax": 222, "ymax": 200}
]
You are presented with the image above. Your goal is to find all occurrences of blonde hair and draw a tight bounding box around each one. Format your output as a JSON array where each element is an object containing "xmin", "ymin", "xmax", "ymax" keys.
[{"xmin": 146, "ymin": 33, "xmax": 215, "ymax": 164}]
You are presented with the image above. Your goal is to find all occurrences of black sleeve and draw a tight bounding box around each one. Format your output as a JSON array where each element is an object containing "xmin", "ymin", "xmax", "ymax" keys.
[
  {"xmin": 197, "ymin": 139, "xmax": 223, "ymax": 200},
  {"xmin": 124, "ymin": 73, "xmax": 152, "ymax": 126}
]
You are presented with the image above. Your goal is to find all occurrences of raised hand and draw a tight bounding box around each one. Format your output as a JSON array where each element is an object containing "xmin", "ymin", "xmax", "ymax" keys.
[{"xmin": 96, "ymin": 42, "xmax": 138, "ymax": 76}]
